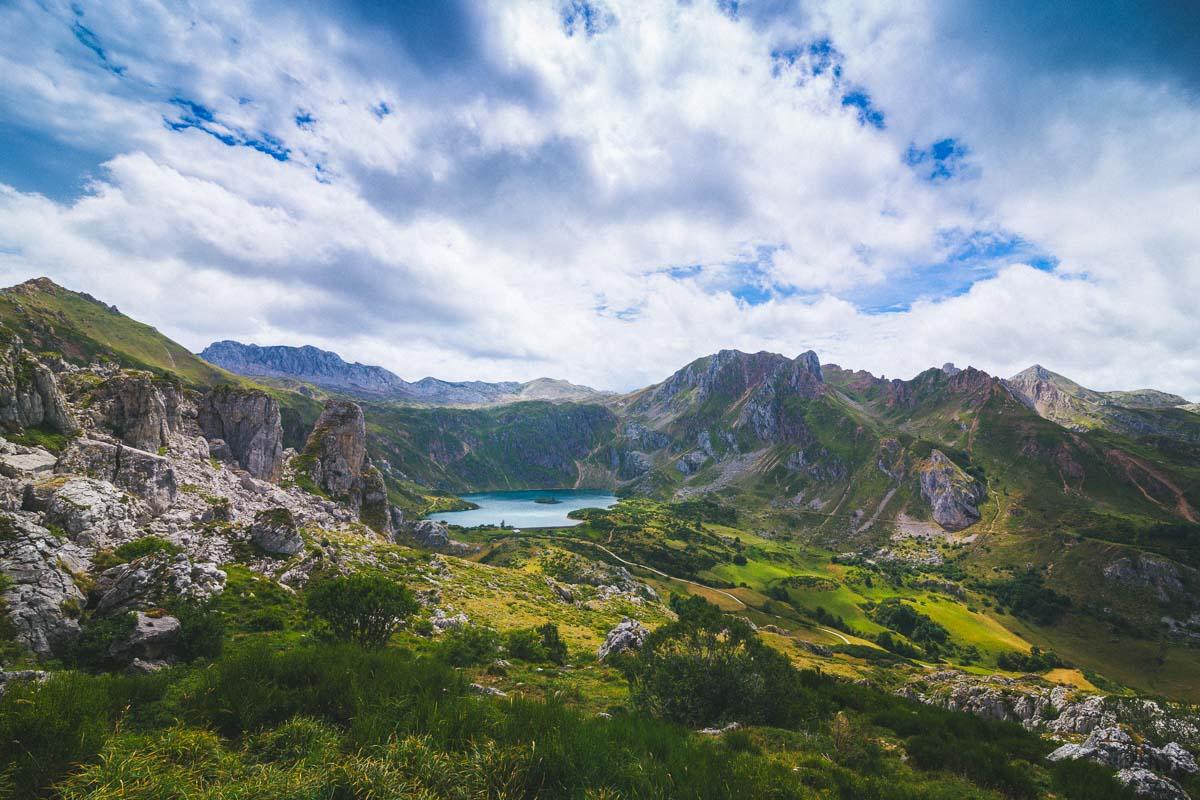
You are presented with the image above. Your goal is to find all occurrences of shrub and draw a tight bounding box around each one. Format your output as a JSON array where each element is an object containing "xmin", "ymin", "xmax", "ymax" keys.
[
  {"xmin": 625, "ymin": 596, "xmax": 810, "ymax": 728},
  {"xmin": 438, "ymin": 625, "xmax": 502, "ymax": 667},
  {"xmin": 504, "ymin": 623, "xmax": 568, "ymax": 665},
  {"xmin": 306, "ymin": 573, "xmax": 418, "ymax": 648},
  {"xmin": 168, "ymin": 601, "xmax": 225, "ymax": 662},
  {"xmin": 93, "ymin": 536, "xmax": 181, "ymax": 571},
  {"xmin": 61, "ymin": 611, "xmax": 137, "ymax": 672},
  {"xmin": 982, "ymin": 569, "xmax": 1071, "ymax": 625}
]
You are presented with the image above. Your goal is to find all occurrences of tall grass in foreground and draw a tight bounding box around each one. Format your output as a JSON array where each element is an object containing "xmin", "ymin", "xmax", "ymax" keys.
[{"xmin": 1, "ymin": 641, "xmax": 1135, "ymax": 800}]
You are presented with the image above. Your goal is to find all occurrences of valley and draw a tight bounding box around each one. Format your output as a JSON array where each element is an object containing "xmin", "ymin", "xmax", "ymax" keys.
[{"xmin": 1, "ymin": 277, "xmax": 1198, "ymax": 800}]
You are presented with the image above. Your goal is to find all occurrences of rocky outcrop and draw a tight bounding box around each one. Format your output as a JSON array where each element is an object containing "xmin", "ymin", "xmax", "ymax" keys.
[
  {"xmin": 1104, "ymin": 555, "xmax": 1195, "ymax": 606},
  {"xmin": 298, "ymin": 400, "xmax": 391, "ymax": 533},
  {"xmin": 39, "ymin": 476, "xmax": 142, "ymax": 547},
  {"xmin": 410, "ymin": 519, "xmax": 452, "ymax": 548},
  {"xmin": 249, "ymin": 508, "xmax": 304, "ymax": 556},
  {"xmin": 1115, "ymin": 767, "xmax": 1189, "ymax": 800},
  {"xmin": 302, "ymin": 401, "xmax": 368, "ymax": 498},
  {"xmin": 87, "ymin": 372, "xmax": 183, "ymax": 452},
  {"xmin": 919, "ymin": 450, "xmax": 984, "ymax": 531},
  {"xmin": 597, "ymin": 617, "xmax": 649, "ymax": 661},
  {"xmin": 0, "ymin": 439, "xmax": 56, "ymax": 477},
  {"xmin": 92, "ymin": 552, "xmax": 225, "ymax": 616},
  {"xmin": 55, "ymin": 438, "xmax": 177, "ymax": 514},
  {"xmin": 0, "ymin": 328, "xmax": 77, "ymax": 434},
  {"xmin": 107, "ymin": 611, "xmax": 180, "ymax": 664},
  {"xmin": 0, "ymin": 512, "xmax": 88, "ymax": 656},
  {"xmin": 198, "ymin": 387, "xmax": 284, "ymax": 481}
]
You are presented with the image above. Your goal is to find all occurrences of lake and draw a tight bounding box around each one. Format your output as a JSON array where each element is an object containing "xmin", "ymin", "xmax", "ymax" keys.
[{"xmin": 426, "ymin": 489, "xmax": 618, "ymax": 529}]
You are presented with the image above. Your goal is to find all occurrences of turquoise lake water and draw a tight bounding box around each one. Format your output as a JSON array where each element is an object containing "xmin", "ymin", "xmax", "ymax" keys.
[{"xmin": 426, "ymin": 489, "xmax": 618, "ymax": 528}]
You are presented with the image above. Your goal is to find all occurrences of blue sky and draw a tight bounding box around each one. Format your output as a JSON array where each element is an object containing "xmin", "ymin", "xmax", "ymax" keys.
[{"xmin": 0, "ymin": 1, "xmax": 1197, "ymax": 396}]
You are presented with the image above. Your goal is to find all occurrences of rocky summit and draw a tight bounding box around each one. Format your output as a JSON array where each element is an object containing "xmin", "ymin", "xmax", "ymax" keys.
[{"xmin": 1, "ymin": 278, "xmax": 1199, "ymax": 800}]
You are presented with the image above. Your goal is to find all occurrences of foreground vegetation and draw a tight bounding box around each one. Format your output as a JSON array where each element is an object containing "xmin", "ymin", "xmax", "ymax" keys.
[{"xmin": 1, "ymin": 587, "xmax": 1140, "ymax": 800}]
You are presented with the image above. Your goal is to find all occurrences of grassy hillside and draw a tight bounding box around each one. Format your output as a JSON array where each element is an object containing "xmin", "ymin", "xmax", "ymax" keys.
[{"xmin": 0, "ymin": 278, "xmax": 231, "ymax": 388}]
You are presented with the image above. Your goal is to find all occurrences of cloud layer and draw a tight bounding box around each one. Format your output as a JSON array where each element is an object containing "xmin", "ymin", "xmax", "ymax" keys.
[{"xmin": 0, "ymin": 0, "xmax": 1196, "ymax": 396}]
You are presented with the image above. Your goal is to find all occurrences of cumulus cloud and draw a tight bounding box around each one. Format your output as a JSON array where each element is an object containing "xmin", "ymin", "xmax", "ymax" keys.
[{"xmin": 0, "ymin": 0, "xmax": 1196, "ymax": 397}]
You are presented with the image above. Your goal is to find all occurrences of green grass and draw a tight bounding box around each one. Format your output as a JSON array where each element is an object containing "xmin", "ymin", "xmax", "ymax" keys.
[{"xmin": 0, "ymin": 639, "xmax": 1140, "ymax": 800}]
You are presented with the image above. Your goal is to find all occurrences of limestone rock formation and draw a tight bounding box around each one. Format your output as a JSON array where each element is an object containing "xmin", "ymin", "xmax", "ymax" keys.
[
  {"xmin": 918, "ymin": 450, "xmax": 985, "ymax": 531},
  {"xmin": 55, "ymin": 438, "xmax": 177, "ymax": 514},
  {"xmin": 303, "ymin": 400, "xmax": 368, "ymax": 498},
  {"xmin": 249, "ymin": 508, "xmax": 304, "ymax": 556},
  {"xmin": 597, "ymin": 617, "xmax": 649, "ymax": 661},
  {"xmin": 40, "ymin": 476, "xmax": 142, "ymax": 547},
  {"xmin": 0, "ymin": 328, "xmax": 76, "ymax": 434},
  {"xmin": 298, "ymin": 400, "xmax": 391, "ymax": 533},
  {"xmin": 0, "ymin": 512, "xmax": 88, "ymax": 656},
  {"xmin": 92, "ymin": 552, "xmax": 226, "ymax": 616},
  {"xmin": 108, "ymin": 611, "xmax": 180, "ymax": 664},
  {"xmin": 198, "ymin": 386, "xmax": 284, "ymax": 481},
  {"xmin": 86, "ymin": 372, "xmax": 185, "ymax": 452}
]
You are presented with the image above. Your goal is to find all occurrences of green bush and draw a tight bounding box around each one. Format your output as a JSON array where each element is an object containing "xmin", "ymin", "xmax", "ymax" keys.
[
  {"xmin": 60, "ymin": 611, "xmax": 137, "ymax": 672},
  {"xmin": 168, "ymin": 601, "xmax": 225, "ymax": 662},
  {"xmin": 504, "ymin": 623, "xmax": 568, "ymax": 665},
  {"xmin": 93, "ymin": 536, "xmax": 182, "ymax": 571},
  {"xmin": 625, "ymin": 596, "xmax": 812, "ymax": 728},
  {"xmin": 305, "ymin": 572, "xmax": 418, "ymax": 648},
  {"xmin": 438, "ymin": 624, "xmax": 502, "ymax": 667}
]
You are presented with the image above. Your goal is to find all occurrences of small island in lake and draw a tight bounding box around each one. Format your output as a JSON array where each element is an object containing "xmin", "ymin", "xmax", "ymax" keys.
[{"xmin": 532, "ymin": 497, "xmax": 563, "ymax": 504}]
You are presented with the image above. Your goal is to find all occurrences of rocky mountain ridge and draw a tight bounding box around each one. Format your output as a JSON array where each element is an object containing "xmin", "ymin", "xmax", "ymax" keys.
[{"xmin": 200, "ymin": 340, "xmax": 606, "ymax": 406}]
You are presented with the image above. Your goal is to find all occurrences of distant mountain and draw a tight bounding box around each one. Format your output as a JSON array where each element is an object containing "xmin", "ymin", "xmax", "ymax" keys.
[
  {"xmin": 1005, "ymin": 364, "xmax": 1200, "ymax": 442},
  {"xmin": 199, "ymin": 340, "xmax": 606, "ymax": 406}
]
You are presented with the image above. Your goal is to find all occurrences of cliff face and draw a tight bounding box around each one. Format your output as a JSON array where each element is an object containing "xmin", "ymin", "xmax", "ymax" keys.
[
  {"xmin": 0, "ymin": 327, "xmax": 77, "ymax": 434},
  {"xmin": 198, "ymin": 387, "xmax": 285, "ymax": 481},
  {"xmin": 298, "ymin": 399, "xmax": 392, "ymax": 533}
]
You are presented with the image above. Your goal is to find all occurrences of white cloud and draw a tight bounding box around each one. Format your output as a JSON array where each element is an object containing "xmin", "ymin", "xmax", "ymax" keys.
[{"xmin": 0, "ymin": 0, "xmax": 1196, "ymax": 398}]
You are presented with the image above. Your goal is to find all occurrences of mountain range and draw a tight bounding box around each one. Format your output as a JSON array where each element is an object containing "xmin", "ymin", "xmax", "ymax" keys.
[
  {"xmin": 199, "ymin": 340, "xmax": 607, "ymax": 406},
  {"xmin": 4, "ymin": 276, "xmax": 1200, "ymax": 799}
]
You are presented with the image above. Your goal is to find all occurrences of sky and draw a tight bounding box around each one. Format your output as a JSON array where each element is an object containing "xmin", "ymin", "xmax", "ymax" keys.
[{"xmin": 0, "ymin": 1, "xmax": 1197, "ymax": 396}]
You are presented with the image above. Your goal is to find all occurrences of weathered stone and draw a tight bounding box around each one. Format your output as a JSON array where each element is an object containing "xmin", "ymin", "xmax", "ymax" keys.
[
  {"xmin": 249, "ymin": 507, "xmax": 304, "ymax": 556},
  {"xmin": 108, "ymin": 611, "xmax": 180, "ymax": 663},
  {"xmin": 0, "ymin": 440, "xmax": 57, "ymax": 477},
  {"xmin": 597, "ymin": 617, "xmax": 649, "ymax": 661},
  {"xmin": 411, "ymin": 519, "xmax": 451, "ymax": 548},
  {"xmin": 55, "ymin": 438, "xmax": 176, "ymax": 514},
  {"xmin": 41, "ymin": 477, "xmax": 141, "ymax": 546},
  {"xmin": 302, "ymin": 400, "xmax": 368, "ymax": 499},
  {"xmin": 93, "ymin": 552, "xmax": 225, "ymax": 615},
  {"xmin": 1115, "ymin": 767, "xmax": 1189, "ymax": 800},
  {"xmin": 87, "ymin": 372, "xmax": 181, "ymax": 451},
  {"xmin": 919, "ymin": 450, "xmax": 985, "ymax": 531},
  {"xmin": 0, "ymin": 512, "xmax": 87, "ymax": 656},
  {"xmin": 0, "ymin": 329, "xmax": 77, "ymax": 434},
  {"xmin": 198, "ymin": 387, "xmax": 284, "ymax": 481},
  {"xmin": 299, "ymin": 400, "xmax": 391, "ymax": 532}
]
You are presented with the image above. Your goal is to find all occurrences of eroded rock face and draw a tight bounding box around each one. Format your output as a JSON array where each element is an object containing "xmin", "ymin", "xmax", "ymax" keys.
[
  {"xmin": 0, "ymin": 330, "xmax": 77, "ymax": 434},
  {"xmin": 303, "ymin": 400, "xmax": 367, "ymax": 499},
  {"xmin": 56, "ymin": 439, "xmax": 177, "ymax": 514},
  {"xmin": 87, "ymin": 372, "xmax": 185, "ymax": 452},
  {"xmin": 92, "ymin": 552, "xmax": 225, "ymax": 616},
  {"xmin": 298, "ymin": 400, "xmax": 391, "ymax": 533},
  {"xmin": 597, "ymin": 617, "xmax": 649, "ymax": 661},
  {"xmin": 198, "ymin": 387, "xmax": 284, "ymax": 481},
  {"xmin": 918, "ymin": 450, "xmax": 985, "ymax": 531},
  {"xmin": 1104, "ymin": 555, "xmax": 1194, "ymax": 606},
  {"xmin": 41, "ymin": 477, "xmax": 142, "ymax": 547},
  {"xmin": 410, "ymin": 519, "xmax": 451, "ymax": 548},
  {"xmin": 108, "ymin": 611, "xmax": 180, "ymax": 663},
  {"xmin": 249, "ymin": 508, "xmax": 304, "ymax": 556},
  {"xmin": 1115, "ymin": 767, "xmax": 1189, "ymax": 800},
  {"xmin": 0, "ymin": 512, "xmax": 87, "ymax": 656}
]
